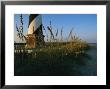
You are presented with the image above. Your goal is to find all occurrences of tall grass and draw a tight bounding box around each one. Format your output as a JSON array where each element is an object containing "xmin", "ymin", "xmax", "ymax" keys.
[
  {"xmin": 14, "ymin": 20, "xmax": 91, "ymax": 76},
  {"xmin": 44, "ymin": 21, "xmax": 88, "ymax": 53},
  {"xmin": 15, "ymin": 20, "xmax": 89, "ymax": 67}
]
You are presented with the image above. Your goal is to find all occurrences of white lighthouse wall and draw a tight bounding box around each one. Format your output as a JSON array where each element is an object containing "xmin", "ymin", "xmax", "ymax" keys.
[{"xmin": 28, "ymin": 15, "xmax": 42, "ymax": 34}]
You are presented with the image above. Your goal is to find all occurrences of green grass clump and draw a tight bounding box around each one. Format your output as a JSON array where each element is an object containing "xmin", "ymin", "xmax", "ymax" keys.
[{"xmin": 14, "ymin": 21, "xmax": 90, "ymax": 75}]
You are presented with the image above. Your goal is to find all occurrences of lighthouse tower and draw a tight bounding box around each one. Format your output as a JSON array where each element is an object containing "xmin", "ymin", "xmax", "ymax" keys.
[{"xmin": 25, "ymin": 14, "xmax": 44, "ymax": 49}]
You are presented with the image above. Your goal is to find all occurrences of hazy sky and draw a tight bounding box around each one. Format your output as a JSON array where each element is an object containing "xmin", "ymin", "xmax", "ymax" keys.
[{"xmin": 14, "ymin": 14, "xmax": 97, "ymax": 43}]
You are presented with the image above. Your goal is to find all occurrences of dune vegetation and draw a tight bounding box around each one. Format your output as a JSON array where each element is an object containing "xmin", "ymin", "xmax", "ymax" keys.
[
  {"xmin": 14, "ymin": 20, "xmax": 90, "ymax": 75},
  {"xmin": 15, "ymin": 21, "xmax": 89, "ymax": 60}
]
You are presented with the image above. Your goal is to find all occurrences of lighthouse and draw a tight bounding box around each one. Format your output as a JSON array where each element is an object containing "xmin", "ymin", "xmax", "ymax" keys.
[{"xmin": 25, "ymin": 14, "xmax": 44, "ymax": 49}]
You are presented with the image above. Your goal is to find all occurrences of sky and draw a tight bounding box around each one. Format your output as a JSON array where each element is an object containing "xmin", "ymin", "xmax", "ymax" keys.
[{"xmin": 14, "ymin": 14, "xmax": 97, "ymax": 43}]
